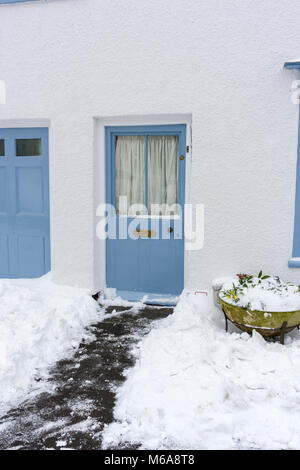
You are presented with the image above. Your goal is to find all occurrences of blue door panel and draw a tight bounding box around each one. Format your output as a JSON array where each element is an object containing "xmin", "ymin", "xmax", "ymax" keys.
[
  {"xmin": 0, "ymin": 168, "xmax": 7, "ymax": 213},
  {"xmin": 18, "ymin": 235, "xmax": 45, "ymax": 277},
  {"xmin": 0, "ymin": 235, "xmax": 9, "ymax": 273},
  {"xmin": 0, "ymin": 128, "xmax": 50, "ymax": 278},
  {"xmin": 106, "ymin": 125, "xmax": 186, "ymax": 297},
  {"xmin": 107, "ymin": 239, "xmax": 140, "ymax": 291},
  {"xmin": 16, "ymin": 167, "xmax": 44, "ymax": 214},
  {"xmin": 144, "ymin": 240, "xmax": 183, "ymax": 294}
]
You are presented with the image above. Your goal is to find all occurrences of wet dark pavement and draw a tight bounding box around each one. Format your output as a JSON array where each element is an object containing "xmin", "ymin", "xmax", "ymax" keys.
[{"xmin": 0, "ymin": 304, "xmax": 172, "ymax": 450}]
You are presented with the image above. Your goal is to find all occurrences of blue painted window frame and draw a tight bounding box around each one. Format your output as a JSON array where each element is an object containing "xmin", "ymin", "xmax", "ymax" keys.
[
  {"xmin": 289, "ymin": 110, "xmax": 300, "ymax": 267},
  {"xmin": 283, "ymin": 61, "xmax": 300, "ymax": 267},
  {"xmin": 0, "ymin": 0, "xmax": 39, "ymax": 4},
  {"xmin": 105, "ymin": 124, "xmax": 187, "ymax": 215}
]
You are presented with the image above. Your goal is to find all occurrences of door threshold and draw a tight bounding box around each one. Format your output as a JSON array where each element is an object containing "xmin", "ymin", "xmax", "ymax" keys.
[{"xmin": 115, "ymin": 290, "xmax": 179, "ymax": 306}]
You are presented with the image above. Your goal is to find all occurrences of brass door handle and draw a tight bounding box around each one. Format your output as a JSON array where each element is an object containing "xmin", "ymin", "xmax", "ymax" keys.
[
  {"xmin": 134, "ymin": 228, "xmax": 156, "ymax": 238},
  {"xmin": 168, "ymin": 227, "xmax": 174, "ymax": 233}
]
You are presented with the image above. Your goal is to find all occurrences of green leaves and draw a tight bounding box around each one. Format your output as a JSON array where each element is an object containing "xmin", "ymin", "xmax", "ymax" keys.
[{"xmin": 258, "ymin": 271, "xmax": 270, "ymax": 280}]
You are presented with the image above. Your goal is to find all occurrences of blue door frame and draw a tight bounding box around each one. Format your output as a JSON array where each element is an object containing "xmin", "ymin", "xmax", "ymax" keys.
[
  {"xmin": 0, "ymin": 127, "xmax": 50, "ymax": 278},
  {"xmin": 105, "ymin": 124, "xmax": 186, "ymax": 301}
]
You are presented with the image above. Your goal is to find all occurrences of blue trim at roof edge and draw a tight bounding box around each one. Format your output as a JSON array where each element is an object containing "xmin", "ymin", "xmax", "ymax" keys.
[
  {"xmin": 284, "ymin": 62, "xmax": 300, "ymax": 70},
  {"xmin": 0, "ymin": 1, "xmax": 39, "ymax": 4}
]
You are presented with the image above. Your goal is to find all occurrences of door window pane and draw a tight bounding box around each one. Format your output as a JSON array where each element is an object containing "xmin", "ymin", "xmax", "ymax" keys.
[
  {"xmin": 0, "ymin": 140, "xmax": 4, "ymax": 156},
  {"xmin": 148, "ymin": 135, "xmax": 178, "ymax": 215},
  {"xmin": 16, "ymin": 138, "xmax": 42, "ymax": 157},
  {"xmin": 115, "ymin": 136, "xmax": 145, "ymax": 215}
]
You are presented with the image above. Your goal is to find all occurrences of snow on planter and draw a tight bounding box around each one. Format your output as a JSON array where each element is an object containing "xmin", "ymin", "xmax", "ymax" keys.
[
  {"xmin": 0, "ymin": 275, "xmax": 101, "ymax": 417},
  {"xmin": 220, "ymin": 272, "xmax": 300, "ymax": 312}
]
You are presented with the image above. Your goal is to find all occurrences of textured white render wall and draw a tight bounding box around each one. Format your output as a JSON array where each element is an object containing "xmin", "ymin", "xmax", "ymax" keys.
[{"xmin": 1, "ymin": 0, "xmax": 300, "ymax": 290}]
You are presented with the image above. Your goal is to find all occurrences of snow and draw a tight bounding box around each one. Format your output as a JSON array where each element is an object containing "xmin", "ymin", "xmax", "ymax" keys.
[
  {"xmin": 103, "ymin": 291, "xmax": 300, "ymax": 450},
  {"xmin": 102, "ymin": 289, "xmax": 144, "ymax": 308},
  {"xmin": 212, "ymin": 276, "xmax": 236, "ymax": 290},
  {"xmin": 56, "ymin": 440, "xmax": 67, "ymax": 447},
  {"xmin": 0, "ymin": 274, "xmax": 101, "ymax": 416},
  {"xmin": 102, "ymin": 289, "xmax": 178, "ymax": 308},
  {"xmin": 285, "ymin": 58, "xmax": 300, "ymax": 64},
  {"xmin": 220, "ymin": 275, "xmax": 300, "ymax": 312}
]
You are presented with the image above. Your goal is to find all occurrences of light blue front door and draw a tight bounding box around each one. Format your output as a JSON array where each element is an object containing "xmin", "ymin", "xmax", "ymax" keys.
[
  {"xmin": 0, "ymin": 128, "xmax": 50, "ymax": 278},
  {"xmin": 106, "ymin": 125, "xmax": 186, "ymax": 299}
]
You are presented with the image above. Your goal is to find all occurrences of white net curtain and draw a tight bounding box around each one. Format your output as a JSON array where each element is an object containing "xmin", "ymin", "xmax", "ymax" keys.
[
  {"xmin": 115, "ymin": 136, "xmax": 145, "ymax": 215},
  {"xmin": 115, "ymin": 135, "xmax": 178, "ymax": 216}
]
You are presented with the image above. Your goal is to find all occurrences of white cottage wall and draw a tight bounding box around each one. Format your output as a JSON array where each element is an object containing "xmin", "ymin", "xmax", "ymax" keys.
[{"xmin": 0, "ymin": 0, "xmax": 300, "ymax": 290}]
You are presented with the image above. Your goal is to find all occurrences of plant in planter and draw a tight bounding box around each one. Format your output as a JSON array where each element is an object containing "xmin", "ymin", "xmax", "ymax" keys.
[{"xmin": 219, "ymin": 272, "xmax": 300, "ymax": 343}]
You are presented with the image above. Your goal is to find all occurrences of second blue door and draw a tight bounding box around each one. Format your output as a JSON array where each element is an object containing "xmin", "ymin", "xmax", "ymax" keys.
[
  {"xmin": 106, "ymin": 125, "xmax": 186, "ymax": 298},
  {"xmin": 0, "ymin": 128, "xmax": 50, "ymax": 278}
]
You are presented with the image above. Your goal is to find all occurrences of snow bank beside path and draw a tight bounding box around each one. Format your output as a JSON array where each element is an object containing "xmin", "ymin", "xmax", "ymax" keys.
[
  {"xmin": 0, "ymin": 275, "xmax": 101, "ymax": 416},
  {"xmin": 103, "ymin": 292, "xmax": 300, "ymax": 450}
]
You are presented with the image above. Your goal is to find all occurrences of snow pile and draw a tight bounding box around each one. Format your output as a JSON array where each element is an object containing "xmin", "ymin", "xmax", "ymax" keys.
[
  {"xmin": 220, "ymin": 274, "xmax": 300, "ymax": 312},
  {"xmin": 103, "ymin": 292, "xmax": 300, "ymax": 450},
  {"xmin": 0, "ymin": 275, "xmax": 101, "ymax": 415}
]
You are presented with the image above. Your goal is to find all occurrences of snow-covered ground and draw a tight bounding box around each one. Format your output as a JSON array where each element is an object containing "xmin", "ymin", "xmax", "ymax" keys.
[
  {"xmin": 3, "ymin": 275, "xmax": 300, "ymax": 450},
  {"xmin": 0, "ymin": 275, "xmax": 101, "ymax": 417},
  {"xmin": 103, "ymin": 292, "xmax": 300, "ymax": 450}
]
